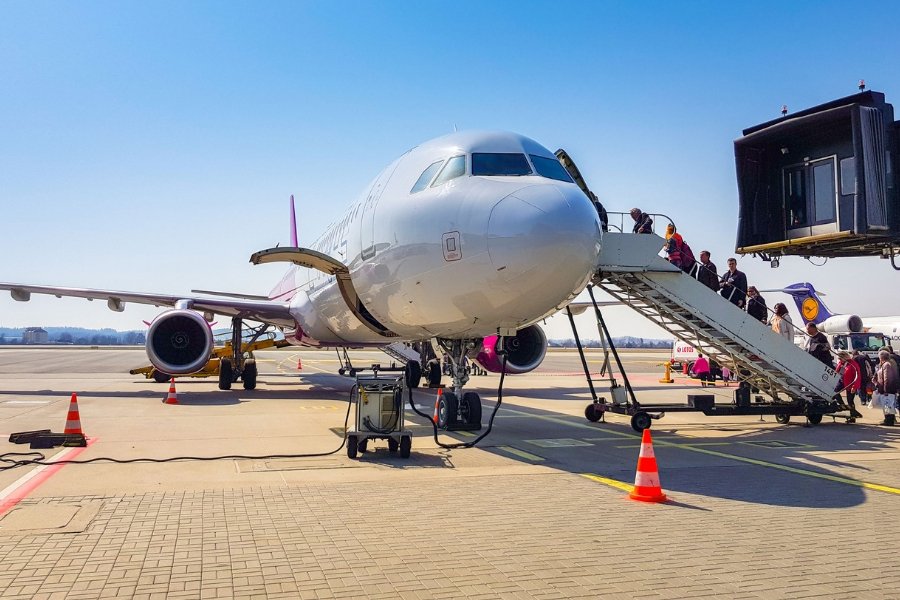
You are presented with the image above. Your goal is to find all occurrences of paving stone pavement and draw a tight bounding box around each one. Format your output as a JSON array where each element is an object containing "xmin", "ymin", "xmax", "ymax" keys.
[{"xmin": 0, "ymin": 471, "xmax": 894, "ymax": 600}]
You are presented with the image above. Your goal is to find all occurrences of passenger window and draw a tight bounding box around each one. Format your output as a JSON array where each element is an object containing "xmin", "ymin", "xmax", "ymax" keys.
[
  {"xmin": 472, "ymin": 153, "xmax": 532, "ymax": 176},
  {"xmin": 410, "ymin": 160, "xmax": 444, "ymax": 194},
  {"xmin": 530, "ymin": 154, "xmax": 573, "ymax": 182},
  {"xmin": 431, "ymin": 155, "xmax": 466, "ymax": 187}
]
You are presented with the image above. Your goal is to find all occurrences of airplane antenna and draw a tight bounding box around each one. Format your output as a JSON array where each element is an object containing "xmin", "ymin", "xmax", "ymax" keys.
[
  {"xmin": 453, "ymin": 123, "xmax": 458, "ymax": 133},
  {"xmin": 289, "ymin": 194, "xmax": 299, "ymax": 246}
]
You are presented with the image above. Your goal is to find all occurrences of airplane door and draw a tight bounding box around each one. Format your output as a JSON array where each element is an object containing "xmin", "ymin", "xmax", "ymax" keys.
[{"xmin": 360, "ymin": 161, "xmax": 400, "ymax": 260}]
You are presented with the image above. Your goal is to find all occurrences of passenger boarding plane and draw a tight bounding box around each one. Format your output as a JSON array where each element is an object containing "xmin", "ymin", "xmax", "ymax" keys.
[
  {"xmin": 0, "ymin": 131, "xmax": 603, "ymax": 427},
  {"xmin": 774, "ymin": 282, "xmax": 900, "ymax": 341}
]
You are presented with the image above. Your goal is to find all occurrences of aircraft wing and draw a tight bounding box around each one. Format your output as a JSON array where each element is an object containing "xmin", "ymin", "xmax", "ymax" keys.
[{"xmin": 0, "ymin": 283, "xmax": 295, "ymax": 327}]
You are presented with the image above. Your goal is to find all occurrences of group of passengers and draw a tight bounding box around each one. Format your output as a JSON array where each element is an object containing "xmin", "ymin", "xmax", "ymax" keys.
[{"xmin": 629, "ymin": 207, "xmax": 900, "ymax": 425}]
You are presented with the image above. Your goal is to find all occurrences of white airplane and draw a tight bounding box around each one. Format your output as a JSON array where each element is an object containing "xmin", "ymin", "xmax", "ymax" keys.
[
  {"xmin": 774, "ymin": 282, "xmax": 900, "ymax": 341},
  {"xmin": 0, "ymin": 131, "xmax": 603, "ymax": 427}
]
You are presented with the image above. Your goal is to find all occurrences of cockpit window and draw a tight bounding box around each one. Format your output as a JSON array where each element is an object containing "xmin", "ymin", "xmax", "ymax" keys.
[
  {"xmin": 431, "ymin": 155, "xmax": 466, "ymax": 187},
  {"xmin": 530, "ymin": 154, "xmax": 574, "ymax": 183},
  {"xmin": 410, "ymin": 160, "xmax": 444, "ymax": 193},
  {"xmin": 472, "ymin": 153, "xmax": 532, "ymax": 176}
]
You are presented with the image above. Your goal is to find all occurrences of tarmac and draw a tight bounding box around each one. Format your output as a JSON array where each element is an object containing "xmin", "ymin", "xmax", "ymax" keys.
[{"xmin": 0, "ymin": 346, "xmax": 897, "ymax": 599}]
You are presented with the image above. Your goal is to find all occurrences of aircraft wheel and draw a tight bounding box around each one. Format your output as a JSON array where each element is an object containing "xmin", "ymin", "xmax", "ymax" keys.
[
  {"xmin": 585, "ymin": 403, "xmax": 603, "ymax": 422},
  {"xmin": 219, "ymin": 359, "xmax": 233, "ymax": 390},
  {"xmin": 388, "ymin": 437, "xmax": 399, "ymax": 453},
  {"xmin": 347, "ymin": 435, "xmax": 358, "ymax": 459},
  {"xmin": 630, "ymin": 412, "xmax": 652, "ymax": 432},
  {"xmin": 461, "ymin": 392, "xmax": 482, "ymax": 427},
  {"xmin": 807, "ymin": 413, "xmax": 823, "ymax": 426},
  {"xmin": 775, "ymin": 414, "xmax": 790, "ymax": 425},
  {"xmin": 242, "ymin": 359, "xmax": 258, "ymax": 390},
  {"xmin": 405, "ymin": 360, "xmax": 422, "ymax": 389},
  {"xmin": 426, "ymin": 360, "xmax": 441, "ymax": 387},
  {"xmin": 438, "ymin": 391, "xmax": 459, "ymax": 429},
  {"xmin": 399, "ymin": 435, "xmax": 411, "ymax": 459},
  {"xmin": 358, "ymin": 438, "xmax": 368, "ymax": 453},
  {"xmin": 153, "ymin": 371, "xmax": 171, "ymax": 384}
]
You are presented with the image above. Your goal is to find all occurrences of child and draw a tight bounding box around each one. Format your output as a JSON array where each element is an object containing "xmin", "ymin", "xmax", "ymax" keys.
[{"xmin": 721, "ymin": 366, "xmax": 732, "ymax": 387}]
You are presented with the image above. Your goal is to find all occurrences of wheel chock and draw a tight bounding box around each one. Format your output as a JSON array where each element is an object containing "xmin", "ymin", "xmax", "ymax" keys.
[
  {"xmin": 8, "ymin": 429, "xmax": 52, "ymax": 444},
  {"xmin": 29, "ymin": 432, "xmax": 87, "ymax": 449}
]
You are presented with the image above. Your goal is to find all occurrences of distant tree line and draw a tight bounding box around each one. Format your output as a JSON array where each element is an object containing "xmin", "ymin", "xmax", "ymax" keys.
[
  {"xmin": 0, "ymin": 328, "xmax": 146, "ymax": 345},
  {"xmin": 549, "ymin": 337, "xmax": 672, "ymax": 349}
]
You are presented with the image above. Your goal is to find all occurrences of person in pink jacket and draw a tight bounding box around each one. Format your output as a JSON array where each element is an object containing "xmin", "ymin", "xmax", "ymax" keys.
[
  {"xmin": 693, "ymin": 353, "xmax": 712, "ymax": 387},
  {"xmin": 835, "ymin": 351, "xmax": 863, "ymax": 422}
]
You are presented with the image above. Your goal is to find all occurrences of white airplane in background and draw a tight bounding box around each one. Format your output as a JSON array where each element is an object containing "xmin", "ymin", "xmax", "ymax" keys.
[
  {"xmin": 772, "ymin": 282, "xmax": 900, "ymax": 341},
  {"xmin": 1, "ymin": 131, "xmax": 603, "ymax": 428}
]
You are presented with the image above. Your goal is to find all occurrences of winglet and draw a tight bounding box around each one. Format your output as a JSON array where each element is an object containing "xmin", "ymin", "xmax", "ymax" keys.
[{"xmin": 290, "ymin": 195, "xmax": 298, "ymax": 247}]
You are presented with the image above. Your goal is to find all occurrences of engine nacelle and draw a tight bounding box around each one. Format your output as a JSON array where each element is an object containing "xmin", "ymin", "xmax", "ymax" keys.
[
  {"xmin": 146, "ymin": 309, "xmax": 215, "ymax": 375},
  {"xmin": 820, "ymin": 315, "xmax": 863, "ymax": 334},
  {"xmin": 475, "ymin": 325, "xmax": 547, "ymax": 374}
]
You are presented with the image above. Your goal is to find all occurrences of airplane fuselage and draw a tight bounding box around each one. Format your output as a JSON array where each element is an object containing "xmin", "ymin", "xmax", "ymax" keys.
[{"xmin": 275, "ymin": 131, "xmax": 602, "ymax": 345}]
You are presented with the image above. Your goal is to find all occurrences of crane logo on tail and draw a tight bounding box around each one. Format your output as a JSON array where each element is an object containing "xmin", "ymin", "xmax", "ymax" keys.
[{"xmin": 801, "ymin": 297, "xmax": 820, "ymax": 322}]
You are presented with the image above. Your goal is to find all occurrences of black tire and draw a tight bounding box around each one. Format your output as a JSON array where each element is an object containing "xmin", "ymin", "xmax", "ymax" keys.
[
  {"xmin": 405, "ymin": 360, "xmax": 422, "ymax": 389},
  {"xmin": 242, "ymin": 359, "xmax": 257, "ymax": 390},
  {"xmin": 153, "ymin": 371, "xmax": 171, "ymax": 384},
  {"xmin": 585, "ymin": 403, "xmax": 602, "ymax": 423},
  {"xmin": 388, "ymin": 437, "xmax": 399, "ymax": 453},
  {"xmin": 461, "ymin": 392, "xmax": 482, "ymax": 427},
  {"xmin": 438, "ymin": 391, "xmax": 459, "ymax": 428},
  {"xmin": 358, "ymin": 438, "xmax": 368, "ymax": 453},
  {"xmin": 399, "ymin": 435, "xmax": 411, "ymax": 459},
  {"xmin": 631, "ymin": 412, "xmax": 652, "ymax": 432},
  {"xmin": 807, "ymin": 413, "xmax": 823, "ymax": 426},
  {"xmin": 775, "ymin": 414, "xmax": 790, "ymax": 425},
  {"xmin": 219, "ymin": 359, "xmax": 233, "ymax": 390},
  {"xmin": 426, "ymin": 360, "xmax": 441, "ymax": 387},
  {"xmin": 347, "ymin": 435, "xmax": 358, "ymax": 459}
]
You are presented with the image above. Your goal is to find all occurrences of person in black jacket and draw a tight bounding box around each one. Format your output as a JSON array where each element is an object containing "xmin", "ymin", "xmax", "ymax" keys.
[
  {"xmin": 746, "ymin": 286, "xmax": 767, "ymax": 323},
  {"xmin": 719, "ymin": 257, "xmax": 747, "ymax": 308},
  {"xmin": 696, "ymin": 250, "xmax": 719, "ymax": 291},
  {"xmin": 630, "ymin": 208, "xmax": 653, "ymax": 234},
  {"xmin": 804, "ymin": 323, "xmax": 834, "ymax": 368}
]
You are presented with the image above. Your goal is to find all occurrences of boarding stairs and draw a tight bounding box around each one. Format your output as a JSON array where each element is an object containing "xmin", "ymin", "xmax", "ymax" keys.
[
  {"xmin": 381, "ymin": 341, "xmax": 421, "ymax": 366},
  {"xmin": 592, "ymin": 232, "xmax": 840, "ymax": 405}
]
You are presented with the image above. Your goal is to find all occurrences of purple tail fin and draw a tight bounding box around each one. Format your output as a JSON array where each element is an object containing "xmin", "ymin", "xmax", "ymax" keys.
[{"xmin": 779, "ymin": 282, "xmax": 834, "ymax": 325}]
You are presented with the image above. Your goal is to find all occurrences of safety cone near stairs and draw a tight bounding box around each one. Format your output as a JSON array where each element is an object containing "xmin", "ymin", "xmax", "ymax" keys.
[
  {"xmin": 433, "ymin": 388, "xmax": 442, "ymax": 424},
  {"xmin": 64, "ymin": 392, "xmax": 84, "ymax": 435},
  {"xmin": 297, "ymin": 358, "xmax": 303, "ymax": 370},
  {"xmin": 163, "ymin": 378, "xmax": 179, "ymax": 405},
  {"xmin": 658, "ymin": 362, "xmax": 674, "ymax": 384},
  {"xmin": 629, "ymin": 428, "xmax": 667, "ymax": 503}
]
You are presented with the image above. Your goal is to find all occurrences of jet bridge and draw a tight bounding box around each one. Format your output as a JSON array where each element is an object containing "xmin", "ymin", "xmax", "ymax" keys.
[{"xmin": 590, "ymin": 232, "xmax": 843, "ymax": 420}]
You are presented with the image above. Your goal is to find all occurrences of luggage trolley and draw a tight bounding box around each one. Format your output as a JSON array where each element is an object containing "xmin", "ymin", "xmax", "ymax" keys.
[{"xmin": 347, "ymin": 371, "xmax": 412, "ymax": 459}]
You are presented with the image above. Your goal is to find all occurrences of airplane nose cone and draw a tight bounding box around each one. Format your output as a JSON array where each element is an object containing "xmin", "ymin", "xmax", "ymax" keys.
[{"xmin": 487, "ymin": 185, "xmax": 600, "ymax": 294}]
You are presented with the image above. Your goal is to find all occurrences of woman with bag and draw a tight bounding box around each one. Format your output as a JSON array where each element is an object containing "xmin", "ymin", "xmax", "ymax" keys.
[
  {"xmin": 874, "ymin": 350, "xmax": 899, "ymax": 426},
  {"xmin": 835, "ymin": 351, "xmax": 863, "ymax": 422}
]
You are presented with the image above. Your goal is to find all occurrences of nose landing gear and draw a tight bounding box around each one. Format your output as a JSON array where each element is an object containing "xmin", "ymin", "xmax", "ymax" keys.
[{"xmin": 435, "ymin": 338, "xmax": 483, "ymax": 431}]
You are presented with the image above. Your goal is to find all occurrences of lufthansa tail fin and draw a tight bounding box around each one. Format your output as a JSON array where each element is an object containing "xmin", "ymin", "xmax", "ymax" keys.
[{"xmin": 763, "ymin": 282, "xmax": 834, "ymax": 325}]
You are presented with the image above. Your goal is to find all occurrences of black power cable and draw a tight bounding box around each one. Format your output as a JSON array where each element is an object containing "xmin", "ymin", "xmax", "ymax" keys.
[
  {"xmin": 406, "ymin": 353, "xmax": 507, "ymax": 449},
  {"xmin": 0, "ymin": 392, "xmax": 354, "ymax": 472}
]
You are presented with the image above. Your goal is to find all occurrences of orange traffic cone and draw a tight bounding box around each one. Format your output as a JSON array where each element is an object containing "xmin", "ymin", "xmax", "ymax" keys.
[
  {"xmin": 433, "ymin": 388, "xmax": 443, "ymax": 424},
  {"xmin": 163, "ymin": 378, "xmax": 179, "ymax": 405},
  {"xmin": 629, "ymin": 428, "xmax": 667, "ymax": 503},
  {"xmin": 297, "ymin": 358, "xmax": 303, "ymax": 370},
  {"xmin": 64, "ymin": 392, "xmax": 83, "ymax": 435}
]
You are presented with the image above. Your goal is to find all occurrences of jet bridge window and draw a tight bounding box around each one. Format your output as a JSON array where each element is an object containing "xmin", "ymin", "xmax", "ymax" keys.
[
  {"xmin": 471, "ymin": 153, "xmax": 532, "ymax": 176},
  {"xmin": 530, "ymin": 154, "xmax": 573, "ymax": 182},
  {"xmin": 410, "ymin": 160, "xmax": 444, "ymax": 194},
  {"xmin": 431, "ymin": 155, "xmax": 466, "ymax": 187}
]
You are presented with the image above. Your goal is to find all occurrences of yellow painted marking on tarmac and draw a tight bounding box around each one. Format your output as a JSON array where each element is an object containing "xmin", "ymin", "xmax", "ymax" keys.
[
  {"xmin": 497, "ymin": 446, "xmax": 545, "ymax": 462},
  {"xmin": 614, "ymin": 442, "xmax": 731, "ymax": 448},
  {"xmin": 581, "ymin": 473, "xmax": 634, "ymax": 493},
  {"xmin": 454, "ymin": 431, "xmax": 476, "ymax": 438},
  {"xmin": 502, "ymin": 408, "xmax": 900, "ymax": 496}
]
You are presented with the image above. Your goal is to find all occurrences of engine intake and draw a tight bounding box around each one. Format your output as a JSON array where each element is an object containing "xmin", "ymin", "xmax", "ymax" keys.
[
  {"xmin": 146, "ymin": 309, "xmax": 214, "ymax": 375},
  {"xmin": 475, "ymin": 325, "xmax": 547, "ymax": 374},
  {"xmin": 820, "ymin": 315, "xmax": 864, "ymax": 334}
]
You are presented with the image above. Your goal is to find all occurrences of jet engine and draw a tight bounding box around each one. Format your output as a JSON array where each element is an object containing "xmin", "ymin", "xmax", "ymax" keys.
[
  {"xmin": 145, "ymin": 309, "xmax": 215, "ymax": 375},
  {"xmin": 820, "ymin": 315, "xmax": 864, "ymax": 334},
  {"xmin": 474, "ymin": 324, "xmax": 548, "ymax": 374}
]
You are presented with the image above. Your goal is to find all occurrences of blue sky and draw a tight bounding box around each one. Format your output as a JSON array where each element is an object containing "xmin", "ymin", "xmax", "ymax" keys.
[{"xmin": 1, "ymin": 1, "xmax": 899, "ymax": 339}]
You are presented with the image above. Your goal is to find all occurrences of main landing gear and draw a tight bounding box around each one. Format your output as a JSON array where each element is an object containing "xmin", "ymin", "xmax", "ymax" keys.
[
  {"xmin": 217, "ymin": 317, "xmax": 264, "ymax": 391},
  {"xmin": 435, "ymin": 338, "xmax": 483, "ymax": 431}
]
